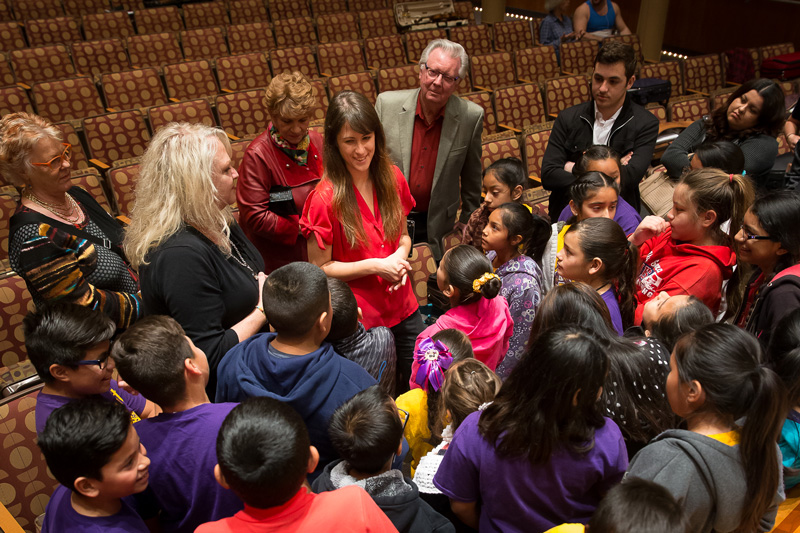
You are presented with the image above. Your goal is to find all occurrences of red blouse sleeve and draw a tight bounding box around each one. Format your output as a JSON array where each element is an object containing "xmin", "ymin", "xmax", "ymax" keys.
[
  {"xmin": 300, "ymin": 181, "xmax": 335, "ymax": 250},
  {"xmin": 394, "ymin": 166, "xmax": 416, "ymax": 217}
]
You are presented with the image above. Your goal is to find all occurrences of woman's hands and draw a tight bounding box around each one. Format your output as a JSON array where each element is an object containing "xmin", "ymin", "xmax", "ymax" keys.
[
  {"xmin": 630, "ymin": 215, "xmax": 669, "ymax": 246},
  {"xmin": 375, "ymin": 252, "xmax": 411, "ymax": 292}
]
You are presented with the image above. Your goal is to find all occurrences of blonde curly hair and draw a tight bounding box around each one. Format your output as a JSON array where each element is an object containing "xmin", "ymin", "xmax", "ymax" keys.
[
  {"xmin": 263, "ymin": 71, "xmax": 316, "ymax": 121},
  {"xmin": 0, "ymin": 112, "xmax": 62, "ymax": 188}
]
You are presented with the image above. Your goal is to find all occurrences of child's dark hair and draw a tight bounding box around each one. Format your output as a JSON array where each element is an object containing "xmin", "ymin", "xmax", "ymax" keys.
[
  {"xmin": 262, "ymin": 262, "xmax": 329, "ymax": 337},
  {"xmin": 326, "ymin": 277, "xmax": 359, "ymax": 342},
  {"xmin": 483, "ymin": 157, "xmax": 528, "ymax": 192},
  {"xmin": 768, "ymin": 308, "xmax": 800, "ymax": 406},
  {"xmin": 529, "ymin": 282, "xmax": 616, "ymax": 343},
  {"xmin": 707, "ymin": 78, "xmax": 786, "ymax": 140},
  {"xmin": 495, "ymin": 202, "xmax": 551, "ymax": 263},
  {"xmin": 216, "ymin": 397, "xmax": 311, "ymax": 509},
  {"xmin": 111, "ymin": 315, "xmax": 194, "ymax": 409},
  {"xmin": 693, "ymin": 140, "xmax": 745, "ymax": 175},
  {"xmin": 648, "ymin": 296, "xmax": 713, "ymax": 352},
  {"xmin": 440, "ymin": 359, "xmax": 501, "ymax": 433},
  {"xmin": 567, "ymin": 171, "xmax": 619, "ymax": 223},
  {"xmin": 23, "ymin": 303, "xmax": 116, "ymax": 382},
  {"xmin": 440, "ymin": 244, "xmax": 502, "ymax": 305},
  {"xmin": 38, "ymin": 398, "xmax": 131, "ymax": 491},
  {"xmin": 565, "ymin": 217, "xmax": 639, "ymax": 329},
  {"xmin": 328, "ymin": 385, "xmax": 403, "ymax": 475},
  {"xmin": 480, "ymin": 325, "xmax": 609, "ymax": 464},
  {"xmin": 589, "ymin": 478, "xmax": 689, "ymax": 533},
  {"xmin": 680, "ymin": 167, "xmax": 754, "ymax": 249},
  {"xmin": 673, "ymin": 323, "xmax": 787, "ymax": 532},
  {"xmin": 573, "ymin": 145, "xmax": 622, "ymax": 176}
]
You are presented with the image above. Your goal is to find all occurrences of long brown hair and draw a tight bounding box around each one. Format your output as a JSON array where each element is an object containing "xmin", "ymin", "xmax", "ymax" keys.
[
  {"xmin": 323, "ymin": 91, "xmax": 402, "ymax": 248},
  {"xmin": 705, "ymin": 78, "xmax": 785, "ymax": 141}
]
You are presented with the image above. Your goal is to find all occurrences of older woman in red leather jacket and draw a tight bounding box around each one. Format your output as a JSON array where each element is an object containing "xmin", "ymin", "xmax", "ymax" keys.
[{"xmin": 236, "ymin": 72, "xmax": 323, "ymax": 272}]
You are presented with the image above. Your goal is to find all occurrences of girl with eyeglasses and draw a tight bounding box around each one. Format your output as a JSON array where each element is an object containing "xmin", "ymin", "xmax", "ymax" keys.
[{"xmin": 733, "ymin": 191, "xmax": 800, "ymax": 347}]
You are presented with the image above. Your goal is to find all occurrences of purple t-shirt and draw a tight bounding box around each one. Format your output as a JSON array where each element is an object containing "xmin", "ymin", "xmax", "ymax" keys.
[
  {"xmin": 132, "ymin": 403, "xmax": 243, "ymax": 532},
  {"xmin": 41, "ymin": 485, "xmax": 149, "ymax": 533},
  {"xmin": 433, "ymin": 411, "xmax": 628, "ymax": 533},
  {"xmin": 558, "ymin": 197, "xmax": 641, "ymax": 236},
  {"xmin": 35, "ymin": 379, "xmax": 148, "ymax": 434},
  {"xmin": 601, "ymin": 288, "xmax": 624, "ymax": 335}
]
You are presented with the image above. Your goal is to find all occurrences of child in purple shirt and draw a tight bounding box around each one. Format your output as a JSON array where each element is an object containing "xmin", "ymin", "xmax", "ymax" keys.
[
  {"xmin": 111, "ymin": 315, "xmax": 244, "ymax": 532},
  {"xmin": 24, "ymin": 303, "xmax": 158, "ymax": 435},
  {"xmin": 38, "ymin": 398, "xmax": 151, "ymax": 532},
  {"xmin": 433, "ymin": 326, "xmax": 628, "ymax": 532}
]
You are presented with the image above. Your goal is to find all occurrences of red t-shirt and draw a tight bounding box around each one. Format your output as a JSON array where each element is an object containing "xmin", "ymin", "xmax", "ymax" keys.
[
  {"xmin": 408, "ymin": 98, "xmax": 444, "ymax": 212},
  {"xmin": 194, "ymin": 486, "xmax": 398, "ymax": 533},
  {"xmin": 300, "ymin": 166, "xmax": 419, "ymax": 329}
]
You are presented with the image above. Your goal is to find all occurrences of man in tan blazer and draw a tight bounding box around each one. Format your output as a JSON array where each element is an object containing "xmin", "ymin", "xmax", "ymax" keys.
[{"xmin": 375, "ymin": 39, "xmax": 484, "ymax": 260}]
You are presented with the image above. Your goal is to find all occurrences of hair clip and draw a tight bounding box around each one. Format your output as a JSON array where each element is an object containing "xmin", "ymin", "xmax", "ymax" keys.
[
  {"xmin": 412, "ymin": 338, "xmax": 453, "ymax": 392},
  {"xmin": 478, "ymin": 401, "xmax": 493, "ymax": 411},
  {"xmin": 472, "ymin": 272, "xmax": 499, "ymax": 293}
]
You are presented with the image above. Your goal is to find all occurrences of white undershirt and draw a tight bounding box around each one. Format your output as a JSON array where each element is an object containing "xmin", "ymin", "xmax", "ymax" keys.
[{"xmin": 593, "ymin": 103, "xmax": 622, "ymax": 145}]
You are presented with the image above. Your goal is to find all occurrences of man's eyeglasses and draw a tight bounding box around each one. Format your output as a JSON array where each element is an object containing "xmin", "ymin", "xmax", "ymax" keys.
[
  {"xmin": 32, "ymin": 143, "xmax": 71, "ymax": 170},
  {"xmin": 739, "ymin": 225, "xmax": 774, "ymax": 241},
  {"xmin": 74, "ymin": 352, "xmax": 111, "ymax": 371},
  {"xmin": 423, "ymin": 64, "xmax": 459, "ymax": 85}
]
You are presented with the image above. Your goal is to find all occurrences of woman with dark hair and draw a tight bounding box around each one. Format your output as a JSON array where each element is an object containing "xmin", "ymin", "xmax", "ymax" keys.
[
  {"xmin": 733, "ymin": 191, "xmax": 800, "ymax": 347},
  {"xmin": 662, "ymin": 78, "xmax": 785, "ymax": 187},
  {"xmin": 639, "ymin": 292, "xmax": 714, "ymax": 352},
  {"xmin": 690, "ymin": 140, "xmax": 745, "ymax": 175},
  {"xmin": 301, "ymin": 90, "xmax": 423, "ymax": 394}
]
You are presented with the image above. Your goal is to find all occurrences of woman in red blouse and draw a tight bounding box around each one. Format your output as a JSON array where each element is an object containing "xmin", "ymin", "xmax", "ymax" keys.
[
  {"xmin": 237, "ymin": 72, "xmax": 323, "ymax": 273},
  {"xmin": 301, "ymin": 91, "xmax": 424, "ymax": 394}
]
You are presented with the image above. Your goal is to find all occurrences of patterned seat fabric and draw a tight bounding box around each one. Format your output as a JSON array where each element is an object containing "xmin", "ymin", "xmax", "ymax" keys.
[
  {"xmin": 215, "ymin": 89, "xmax": 268, "ymax": 139},
  {"xmin": 164, "ymin": 59, "xmax": 219, "ymax": 101},
  {"xmin": 316, "ymin": 13, "xmax": 360, "ymax": 44},
  {"xmin": 684, "ymin": 54, "xmax": 723, "ymax": 95},
  {"xmin": 560, "ymin": 40, "xmax": 599, "ymax": 75},
  {"xmin": 273, "ymin": 17, "xmax": 317, "ymax": 48},
  {"xmin": 350, "ymin": 0, "xmax": 388, "ymax": 10},
  {"xmin": 228, "ymin": 0, "xmax": 269, "ymax": 24},
  {"xmin": 0, "ymin": 21, "xmax": 26, "ymax": 51},
  {"xmin": 0, "ymin": 85, "xmax": 33, "ymax": 116},
  {"xmin": 183, "ymin": 1, "xmax": 229, "ymax": 29},
  {"xmin": 83, "ymin": 11, "xmax": 135, "ymax": 41},
  {"xmin": 481, "ymin": 131, "xmax": 521, "ymax": 170},
  {"xmin": 405, "ymin": 28, "xmax": 446, "ymax": 62},
  {"xmin": 25, "ymin": 16, "xmax": 82, "ymax": 47},
  {"xmin": 532, "ymin": 17, "xmax": 543, "ymax": 45},
  {"xmin": 10, "ymin": 45, "xmax": 76, "ymax": 87},
  {"xmin": 83, "ymin": 110, "xmax": 150, "ymax": 167},
  {"xmin": 0, "ymin": 50, "xmax": 13, "ymax": 85},
  {"xmin": 318, "ymin": 41, "xmax": 366, "ymax": 77},
  {"xmin": 12, "ymin": 0, "xmax": 64, "ymax": 20},
  {"xmin": 0, "ymin": 359, "xmax": 39, "ymax": 392},
  {"xmin": 230, "ymin": 138, "xmax": 252, "ymax": 170},
  {"xmin": 645, "ymin": 102, "xmax": 666, "ymax": 124},
  {"xmin": 545, "ymin": 75, "xmax": 590, "ymax": 118},
  {"xmin": 492, "ymin": 20, "xmax": 533, "ymax": 52},
  {"xmin": 639, "ymin": 60, "xmax": 684, "ymax": 99},
  {"xmin": 270, "ymin": 46, "xmax": 319, "ymax": 79},
  {"xmin": 524, "ymin": 122, "xmax": 554, "ymax": 179},
  {"xmin": 603, "ymin": 34, "xmax": 643, "ymax": 64},
  {"xmin": 378, "ymin": 64, "xmax": 419, "ymax": 93},
  {"xmin": 408, "ymin": 243, "xmax": 435, "ymax": 306},
  {"xmin": 216, "ymin": 52, "xmax": 271, "ymax": 92},
  {"xmin": 327, "ymin": 71, "xmax": 376, "ymax": 104},
  {"xmin": 669, "ymin": 94, "xmax": 710, "ymax": 123},
  {"xmin": 453, "ymin": 1, "xmax": 476, "ymax": 24},
  {"xmin": 461, "ymin": 91, "xmax": 496, "ymax": 138},
  {"xmin": 0, "ymin": 191, "xmax": 19, "ymax": 272},
  {"xmin": 495, "ymin": 83, "xmax": 545, "ymax": 132},
  {"xmin": 33, "ymin": 76, "xmax": 105, "ymax": 122},
  {"xmin": 181, "ymin": 27, "xmax": 229, "ymax": 60},
  {"xmin": 70, "ymin": 167, "xmax": 113, "ymax": 213},
  {"xmin": 364, "ymin": 35, "xmax": 407, "ymax": 70},
  {"xmin": 270, "ymin": 0, "xmax": 310, "ymax": 20},
  {"xmin": 102, "ymin": 68, "xmax": 168, "ymax": 110},
  {"xmin": 0, "ymin": 384, "xmax": 59, "ymax": 532},
  {"xmin": 358, "ymin": 9, "xmax": 396, "ymax": 40},
  {"xmin": 471, "ymin": 52, "xmax": 515, "ymax": 91},
  {"xmin": 227, "ymin": 22, "xmax": 275, "ymax": 54},
  {"xmin": 53, "ymin": 121, "xmax": 89, "ymax": 169},
  {"xmin": 127, "ymin": 32, "xmax": 182, "ymax": 68},
  {"xmin": 312, "ymin": 0, "xmax": 347, "ymax": 16},
  {"xmin": 134, "ymin": 6, "xmax": 184, "ymax": 35},
  {"xmin": 63, "ymin": 0, "xmax": 109, "ymax": 17},
  {"xmin": 0, "ymin": 0, "xmax": 12, "ymax": 21},
  {"xmin": 71, "ymin": 39, "xmax": 130, "ymax": 78},
  {"xmin": 113, "ymin": 0, "xmax": 145, "ymax": 10},
  {"xmin": 148, "ymin": 99, "xmax": 217, "ymax": 133},
  {"xmin": 441, "ymin": 230, "xmax": 463, "ymax": 253},
  {"xmin": 449, "ymin": 25, "xmax": 492, "ymax": 57},
  {"xmin": 711, "ymin": 86, "xmax": 736, "ymax": 110},
  {"xmin": 516, "ymin": 46, "xmax": 559, "ymax": 84},
  {"xmin": 761, "ymin": 42, "xmax": 794, "ymax": 63},
  {"xmin": 107, "ymin": 160, "xmax": 140, "ymax": 217},
  {"xmin": 309, "ymin": 79, "xmax": 328, "ymax": 122}
]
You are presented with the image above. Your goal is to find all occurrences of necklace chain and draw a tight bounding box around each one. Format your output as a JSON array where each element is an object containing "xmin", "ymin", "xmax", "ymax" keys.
[
  {"xmin": 229, "ymin": 241, "xmax": 257, "ymax": 278},
  {"xmin": 23, "ymin": 188, "xmax": 83, "ymax": 224}
]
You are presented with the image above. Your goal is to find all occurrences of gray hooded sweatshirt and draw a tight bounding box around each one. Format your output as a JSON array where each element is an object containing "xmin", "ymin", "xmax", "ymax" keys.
[{"xmin": 626, "ymin": 429, "xmax": 784, "ymax": 532}]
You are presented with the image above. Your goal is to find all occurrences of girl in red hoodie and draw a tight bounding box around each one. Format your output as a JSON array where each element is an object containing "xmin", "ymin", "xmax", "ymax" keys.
[{"xmin": 630, "ymin": 168, "xmax": 754, "ymax": 324}]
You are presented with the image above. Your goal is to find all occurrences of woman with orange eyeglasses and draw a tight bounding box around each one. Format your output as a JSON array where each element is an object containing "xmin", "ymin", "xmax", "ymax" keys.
[{"xmin": 1, "ymin": 113, "xmax": 142, "ymax": 329}]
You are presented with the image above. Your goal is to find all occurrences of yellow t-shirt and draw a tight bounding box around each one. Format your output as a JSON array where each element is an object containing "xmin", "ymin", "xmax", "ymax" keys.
[
  {"xmin": 395, "ymin": 388, "xmax": 433, "ymax": 475},
  {"xmin": 544, "ymin": 524, "xmax": 585, "ymax": 533},
  {"xmin": 708, "ymin": 429, "xmax": 741, "ymax": 446}
]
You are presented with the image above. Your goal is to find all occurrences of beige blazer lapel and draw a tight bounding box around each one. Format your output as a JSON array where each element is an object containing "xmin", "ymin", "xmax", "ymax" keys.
[
  {"xmin": 397, "ymin": 89, "xmax": 419, "ymax": 179},
  {"xmin": 432, "ymin": 95, "xmax": 461, "ymax": 194}
]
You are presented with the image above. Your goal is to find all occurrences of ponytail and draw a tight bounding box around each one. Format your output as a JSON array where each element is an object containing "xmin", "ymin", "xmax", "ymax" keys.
[
  {"xmin": 441, "ymin": 244, "xmax": 502, "ymax": 305},
  {"xmin": 497, "ymin": 202, "xmax": 552, "ymax": 263}
]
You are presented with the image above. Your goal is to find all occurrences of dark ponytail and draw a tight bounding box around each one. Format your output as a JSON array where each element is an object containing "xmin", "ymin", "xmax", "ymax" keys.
[
  {"xmin": 441, "ymin": 244, "xmax": 502, "ymax": 305},
  {"xmin": 497, "ymin": 202, "xmax": 552, "ymax": 263},
  {"xmin": 673, "ymin": 324, "xmax": 787, "ymax": 533}
]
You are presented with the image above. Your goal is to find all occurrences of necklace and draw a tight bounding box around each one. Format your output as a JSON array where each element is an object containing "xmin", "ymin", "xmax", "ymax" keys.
[
  {"xmin": 23, "ymin": 188, "xmax": 83, "ymax": 224},
  {"xmin": 229, "ymin": 241, "xmax": 257, "ymax": 278}
]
